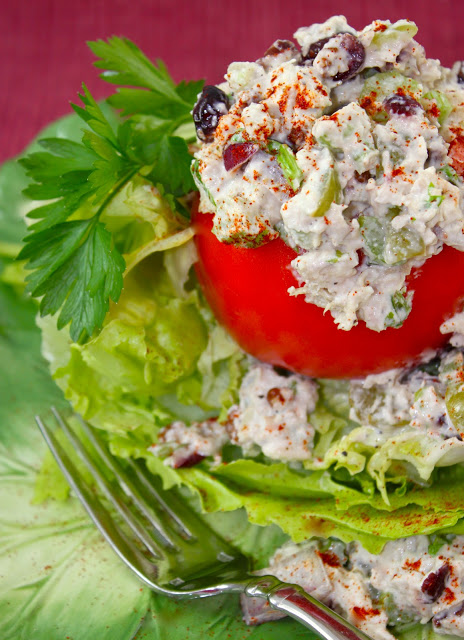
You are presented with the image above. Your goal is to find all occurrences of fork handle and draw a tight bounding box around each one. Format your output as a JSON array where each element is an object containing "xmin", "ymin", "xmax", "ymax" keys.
[{"xmin": 245, "ymin": 577, "xmax": 373, "ymax": 640}]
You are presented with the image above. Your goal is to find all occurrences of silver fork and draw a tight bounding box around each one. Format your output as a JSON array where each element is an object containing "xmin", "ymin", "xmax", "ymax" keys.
[{"xmin": 36, "ymin": 408, "xmax": 372, "ymax": 640}]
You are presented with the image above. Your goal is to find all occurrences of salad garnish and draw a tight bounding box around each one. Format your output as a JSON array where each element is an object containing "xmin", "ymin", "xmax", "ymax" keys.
[{"xmin": 18, "ymin": 37, "xmax": 202, "ymax": 342}]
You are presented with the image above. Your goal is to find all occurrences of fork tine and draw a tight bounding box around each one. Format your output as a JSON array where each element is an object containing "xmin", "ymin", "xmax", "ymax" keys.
[
  {"xmin": 125, "ymin": 458, "xmax": 195, "ymax": 540},
  {"xmin": 49, "ymin": 408, "xmax": 174, "ymax": 553},
  {"xmin": 72, "ymin": 412, "xmax": 183, "ymax": 548},
  {"xmin": 35, "ymin": 414, "xmax": 160, "ymax": 589}
]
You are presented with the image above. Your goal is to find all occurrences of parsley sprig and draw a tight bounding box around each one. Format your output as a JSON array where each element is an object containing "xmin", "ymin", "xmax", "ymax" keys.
[{"xmin": 19, "ymin": 37, "xmax": 203, "ymax": 343}]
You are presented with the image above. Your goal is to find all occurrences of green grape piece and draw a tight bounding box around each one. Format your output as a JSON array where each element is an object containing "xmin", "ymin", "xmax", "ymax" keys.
[
  {"xmin": 384, "ymin": 226, "xmax": 425, "ymax": 265},
  {"xmin": 446, "ymin": 389, "xmax": 464, "ymax": 429},
  {"xmin": 422, "ymin": 90, "xmax": 453, "ymax": 125},
  {"xmin": 370, "ymin": 20, "xmax": 418, "ymax": 47}
]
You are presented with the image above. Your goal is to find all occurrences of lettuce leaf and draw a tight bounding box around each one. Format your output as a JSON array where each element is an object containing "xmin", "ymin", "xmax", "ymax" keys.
[
  {"xmin": 0, "ymin": 142, "xmax": 314, "ymax": 640},
  {"xmin": 120, "ymin": 456, "xmax": 464, "ymax": 555},
  {"xmin": 40, "ymin": 249, "xmax": 245, "ymax": 440}
]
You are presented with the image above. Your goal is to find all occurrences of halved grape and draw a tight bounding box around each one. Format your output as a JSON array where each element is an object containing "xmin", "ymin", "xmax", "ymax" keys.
[
  {"xmin": 384, "ymin": 226, "xmax": 425, "ymax": 265},
  {"xmin": 446, "ymin": 389, "xmax": 464, "ymax": 429},
  {"xmin": 359, "ymin": 214, "xmax": 425, "ymax": 266}
]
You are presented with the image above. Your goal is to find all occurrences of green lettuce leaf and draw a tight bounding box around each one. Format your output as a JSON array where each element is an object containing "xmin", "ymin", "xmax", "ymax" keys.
[
  {"xmin": 0, "ymin": 144, "xmax": 315, "ymax": 640},
  {"xmin": 128, "ymin": 457, "xmax": 464, "ymax": 554}
]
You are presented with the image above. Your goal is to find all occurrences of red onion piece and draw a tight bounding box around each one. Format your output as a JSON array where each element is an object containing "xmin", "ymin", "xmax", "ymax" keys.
[{"xmin": 223, "ymin": 142, "xmax": 259, "ymax": 171}]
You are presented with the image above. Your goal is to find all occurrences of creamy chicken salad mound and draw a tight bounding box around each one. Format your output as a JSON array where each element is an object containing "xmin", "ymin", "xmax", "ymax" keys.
[
  {"xmin": 243, "ymin": 535, "xmax": 464, "ymax": 638},
  {"xmin": 193, "ymin": 16, "xmax": 464, "ymax": 331}
]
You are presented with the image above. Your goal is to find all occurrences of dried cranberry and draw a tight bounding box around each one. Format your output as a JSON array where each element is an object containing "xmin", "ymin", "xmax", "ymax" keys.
[
  {"xmin": 263, "ymin": 39, "xmax": 298, "ymax": 58},
  {"xmin": 173, "ymin": 451, "xmax": 205, "ymax": 469},
  {"xmin": 434, "ymin": 600, "xmax": 464, "ymax": 627},
  {"xmin": 448, "ymin": 135, "xmax": 464, "ymax": 177},
  {"xmin": 316, "ymin": 550, "xmax": 341, "ymax": 567},
  {"xmin": 267, "ymin": 387, "xmax": 287, "ymax": 406},
  {"xmin": 333, "ymin": 34, "xmax": 365, "ymax": 82},
  {"xmin": 457, "ymin": 62, "xmax": 464, "ymax": 84},
  {"xmin": 354, "ymin": 171, "xmax": 371, "ymax": 183},
  {"xmin": 302, "ymin": 36, "xmax": 333, "ymax": 63},
  {"xmin": 303, "ymin": 33, "xmax": 365, "ymax": 82},
  {"xmin": 384, "ymin": 93, "xmax": 422, "ymax": 117},
  {"xmin": 193, "ymin": 85, "xmax": 230, "ymax": 142},
  {"xmin": 223, "ymin": 142, "xmax": 259, "ymax": 171},
  {"xmin": 421, "ymin": 563, "xmax": 450, "ymax": 602}
]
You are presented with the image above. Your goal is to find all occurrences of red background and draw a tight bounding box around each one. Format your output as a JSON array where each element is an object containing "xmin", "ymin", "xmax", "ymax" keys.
[{"xmin": 1, "ymin": 0, "xmax": 463, "ymax": 163}]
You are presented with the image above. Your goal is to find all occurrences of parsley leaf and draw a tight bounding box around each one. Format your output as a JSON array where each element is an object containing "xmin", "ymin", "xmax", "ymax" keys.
[
  {"xmin": 147, "ymin": 136, "xmax": 196, "ymax": 196},
  {"xmin": 88, "ymin": 37, "xmax": 179, "ymax": 95},
  {"xmin": 19, "ymin": 37, "xmax": 202, "ymax": 343},
  {"xmin": 89, "ymin": 36, "xmax": 202, "ymax": 132}
]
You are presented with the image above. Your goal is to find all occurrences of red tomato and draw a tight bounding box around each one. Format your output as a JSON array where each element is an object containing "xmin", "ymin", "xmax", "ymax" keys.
[{"xmin": 193, "ymin": 206, "xmax": 464, "ymax": 379}]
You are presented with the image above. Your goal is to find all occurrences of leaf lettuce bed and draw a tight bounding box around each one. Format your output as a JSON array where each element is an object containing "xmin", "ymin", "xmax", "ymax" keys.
[{"xmin": 2, "ymin": 109, "xmax": 463, "ymax": 640}]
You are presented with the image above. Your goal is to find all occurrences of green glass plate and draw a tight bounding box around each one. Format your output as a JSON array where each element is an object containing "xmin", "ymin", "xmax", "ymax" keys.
[{"xmin": 0, "ymin": 114, "xmax": 314, "ymax": 640}]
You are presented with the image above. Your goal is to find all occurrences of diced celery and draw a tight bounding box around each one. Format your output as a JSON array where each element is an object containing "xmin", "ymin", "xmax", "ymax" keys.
[
  {"xmin": 229, "ymin": 129, "xmax": 246, "ymax": 143},
  {"xmin": 277, "ymin": 224, "xmax": 317, "ymax": 251},
  {"xmin": 309, "ymin": 167, "xmax": 341, "ymax": 217},
  {"xmin": 426, "ymin": 182, "xmax": 444, "ymax": 208},
  {"xmin": 385, "ymin": 290, "xmax": 412, "ymax": 328},
  {"xmin": 360, "ymin": 72, "xmax": 422, "ymax": 123},
  {"xmin": 318, "ymin": 134, "xmax": 340, "ymax": 153},
  {"xmin": 422, "ymin": 90, "xmax": 453, "ymax": 125},
  {"xmin": 277, "ymin": 145, "xmax": 303, "ymax": 191},
  {"xmin": 191, "ymin": 158, "xmax": 216, "ymax": 206},
  {"xmin": 381, "ymin": 592, "xmax": 421, "ymax": 631},
  {"xmin": 327, "ymin": 250, "xmax": 344, "ymax": 263},
  {"xmin": 428, "ymin": 534, "xmax": 456, "ymax": 556},
  {"xmin": 268, "ymin": 140, "xmax": 303, "ymax": 191},
  {"xmin": 439, "ymin": 164, "xmax": 462, "ymax": 186},
  {"xmin": 387, "ymin": 206, "xmax": 402, "ymax": 219},
  {"xmin": 389, "ymin": 149, "xmax": 405, "ymax": 166}
]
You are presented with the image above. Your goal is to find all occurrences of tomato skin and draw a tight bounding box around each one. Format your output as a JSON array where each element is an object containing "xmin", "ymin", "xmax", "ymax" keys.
[{"xmin": 193, "ymin": 207, "xmax": 464, "ymax": 379}]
